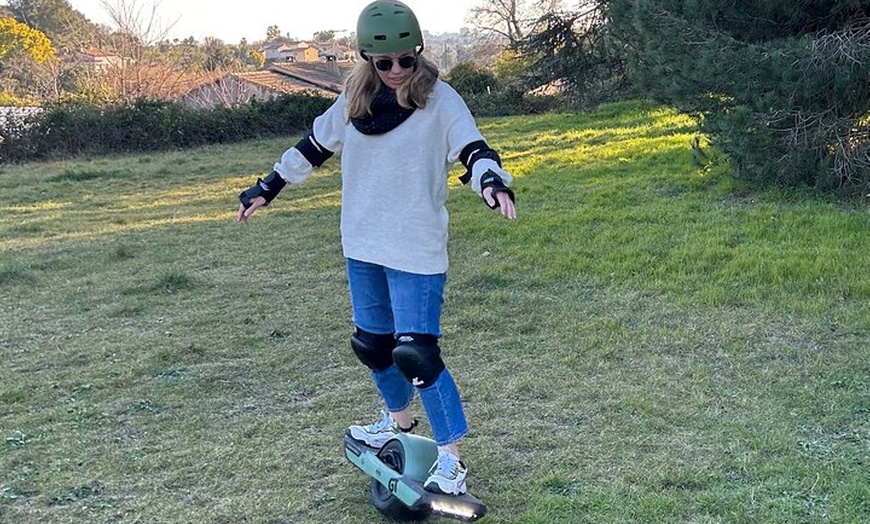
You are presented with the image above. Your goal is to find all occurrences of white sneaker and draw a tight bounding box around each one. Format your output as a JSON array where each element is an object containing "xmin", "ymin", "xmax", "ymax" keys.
[
  {"xmin": 346, "ymin": 410, "xmax": 416, "ymax": 449},
  {"xmin": 423, "ymin": 450, "xmax": 467, "ymax": 495}
]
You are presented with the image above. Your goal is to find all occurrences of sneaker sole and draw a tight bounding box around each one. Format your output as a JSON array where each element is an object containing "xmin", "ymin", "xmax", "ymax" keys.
[{"xmin": 424, "ymin": 481, "xmax": 467, "ymax": 496}]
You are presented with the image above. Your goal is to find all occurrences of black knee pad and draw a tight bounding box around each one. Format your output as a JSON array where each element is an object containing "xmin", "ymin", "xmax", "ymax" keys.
[
  {"xmin": 351, "ymin": 327, "xmax": 395, "ymax": 372},
  {"xmin": 393, "ymin": 333, "xmax": 445, "ymax": 388}
]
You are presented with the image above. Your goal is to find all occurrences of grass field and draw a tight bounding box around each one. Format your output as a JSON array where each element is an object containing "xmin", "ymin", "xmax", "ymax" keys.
[{"xmin": 1, "ymin": 100, "xmax": 867, "ymax": 524}]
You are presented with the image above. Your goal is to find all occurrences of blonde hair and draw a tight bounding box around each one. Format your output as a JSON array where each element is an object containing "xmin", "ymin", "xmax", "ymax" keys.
[{"xmin": 344, "ymin": 53, "xmax": 439, "ymax": 120}]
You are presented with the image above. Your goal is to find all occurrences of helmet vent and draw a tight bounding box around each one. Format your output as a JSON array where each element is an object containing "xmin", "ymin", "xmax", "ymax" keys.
[
  {"xmin": 374, "ymin": 35, "xmax": 387, "ymax": 40},
  {"xmin": 399, "ymin": 32, "xmax": 410, "ymax": 38}
]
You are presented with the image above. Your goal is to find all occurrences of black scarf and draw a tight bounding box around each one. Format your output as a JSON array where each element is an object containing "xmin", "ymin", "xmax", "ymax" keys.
[{"xmin": 351, "ymin": 88, "xmax": 416, "ymax": 135}]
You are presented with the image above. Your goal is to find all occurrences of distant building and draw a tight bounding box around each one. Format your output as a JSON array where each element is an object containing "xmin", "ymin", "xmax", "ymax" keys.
[
  {"xmin": 73, "ymin": 48, "xmax": 127, "ymax": 71},
  {"xmin": 263, "ymin": 43, "xmax": 293, "ymax": 62},
  {"xmin": 268, "ymin": 62, "xmax": 352, "ymax": 93},
  {"xmin": 262, "ymin": 42, "xmax": 321, "ymax": 63},
  {"xmin": 181, "ymin": 62, "xmax": 353, "ymax": 108},
  {"xmin": 319, "ymin": 43, "xmax": 356, "ymax": 62}
]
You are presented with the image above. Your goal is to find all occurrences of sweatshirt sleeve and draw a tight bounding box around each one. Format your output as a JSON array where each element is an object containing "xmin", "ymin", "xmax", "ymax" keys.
[
  {"xmin": 447, "ymin": 86, "xmax": 512, "ymax": 195},
  {"xmin": 444, "ymin": 89, "xmax": 485, "ymax": 167},
  {"xmin": 273, "ymin": 93, "xmax": 347, "ymax": 184}
]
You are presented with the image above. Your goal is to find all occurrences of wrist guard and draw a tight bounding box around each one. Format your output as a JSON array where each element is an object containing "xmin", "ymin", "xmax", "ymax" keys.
[
  {"xmin": 481, "ymin": 169, "xmax": 515, "ymax": 209},
  {"xmin": 239, "ymin": 170, "xmax": 286, "ymax": 209}
]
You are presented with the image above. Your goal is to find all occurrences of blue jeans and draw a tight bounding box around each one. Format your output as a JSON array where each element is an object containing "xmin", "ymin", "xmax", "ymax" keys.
[{"xmin": 346, "ymin": 258, "xmax": 468, "ymax": 445}]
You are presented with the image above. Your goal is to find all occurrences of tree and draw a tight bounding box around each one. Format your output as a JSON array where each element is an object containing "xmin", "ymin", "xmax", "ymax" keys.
[
  {"xmin": 235, "ymin": 38, "xmax": 264, "ymax": 69},
  {"xmin": 202, "ymin": 36, "xmax": 234, "ymax": 71},
  {"xmin": 0, "ymin": 16, "xmax": 54, "ymax": 63},
  {"xmin": 446, "ymin": 61, "xmax": 498, "ymax": 97},
  {"xmin": 468, "ymin": 0, "xmax": 564, "ymax": 46},
  {"xmin": 266, "ymin": 25, "xmax": 280, "ymax": 42},
  {"xmin": 608, "ymin": 0, "xmax": 870, "ymax": 192},
  {"xmin": 0, "ymin": 16, "xmax": 59, "ymax": 103},
  {"xmin": 313, "ymin": 30, "xmax": 335, "ymax": 43},
  {"xmin": 78, "ymin": 0, "xmax": 210, "ymax": 104},
  {"xmin": 8, "ymin": 0, "xmax": 99, "ymax": 49},
  {"xmin": 515, "ymin": 1, "xmax": 631, "ymax": 107}
]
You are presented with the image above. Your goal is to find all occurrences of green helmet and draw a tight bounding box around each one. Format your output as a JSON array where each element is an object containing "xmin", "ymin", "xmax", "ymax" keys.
[{"xmin": 356, "ymin": 0, "xmax": 424, "ymax": 57}]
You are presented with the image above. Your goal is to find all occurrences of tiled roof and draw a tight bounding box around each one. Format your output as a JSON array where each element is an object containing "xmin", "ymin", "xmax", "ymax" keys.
[
  {"xmin": 78, "ymin": 48, "xmax": 120, "ymax": 58},
  {"xmin": 268, "ymin": 62, "xmax": 354, "ymax": 93},
  {"xmin": 229, "ymin": 70, "xmax": 338, "ymax": 98}
]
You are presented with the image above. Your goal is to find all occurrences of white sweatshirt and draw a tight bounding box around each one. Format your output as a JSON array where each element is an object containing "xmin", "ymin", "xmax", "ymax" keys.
[{"xmin": 273, "ymin": 80, "xmax": 509, "ymax": 275}]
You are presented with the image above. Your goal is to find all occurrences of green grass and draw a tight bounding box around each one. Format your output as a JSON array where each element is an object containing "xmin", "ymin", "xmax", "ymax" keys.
[{"xmin": 1, "ymin": 100, "xmax": 867, "ymax": 524}]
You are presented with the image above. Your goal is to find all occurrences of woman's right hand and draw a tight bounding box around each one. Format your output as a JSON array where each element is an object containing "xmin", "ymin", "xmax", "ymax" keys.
[{"xmin": 237, "ymin": 196, "xmax": 267, "ymax": 223}]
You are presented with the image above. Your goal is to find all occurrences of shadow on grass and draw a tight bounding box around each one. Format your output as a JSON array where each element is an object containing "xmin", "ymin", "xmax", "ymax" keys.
[
  {"xmin": 0, "ymin": 264, "xmax": 36, "ymax": 286},
  {"xmin": 120, "ymin": 272, "xmax": 197, "ymax": 295},
  {"xmin": 48, "ymin": 170, "xmax": 128, "ymax": 183}
]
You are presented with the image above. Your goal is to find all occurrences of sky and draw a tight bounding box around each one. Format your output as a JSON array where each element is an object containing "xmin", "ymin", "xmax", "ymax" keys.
[{"xmin": 66, "ymin": 0, "xmax": 477, "ymax": 43}]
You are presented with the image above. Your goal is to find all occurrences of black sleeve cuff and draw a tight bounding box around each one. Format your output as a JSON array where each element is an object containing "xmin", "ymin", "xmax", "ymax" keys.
[
  {"xmin": 458, "ymin": 140, "xmax": 501, "ymax": 185},
  {"xmin": 294, "ymin": 132, "xmax": 333, "ymax": 167}
]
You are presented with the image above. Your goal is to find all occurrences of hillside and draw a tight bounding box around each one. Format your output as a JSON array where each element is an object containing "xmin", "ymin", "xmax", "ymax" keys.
[{"xmin": 1, "ymin": 101, "xmax": 867, "ymax": 523}]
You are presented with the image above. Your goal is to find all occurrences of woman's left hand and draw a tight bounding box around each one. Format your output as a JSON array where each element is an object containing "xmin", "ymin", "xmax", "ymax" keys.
[{"xmin": 483, "ymin": 187, "xmax": 517, "ymax": 220}]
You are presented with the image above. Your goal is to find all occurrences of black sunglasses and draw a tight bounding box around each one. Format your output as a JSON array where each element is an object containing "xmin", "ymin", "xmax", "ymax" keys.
[{"xmin": 373, "ymin": 55, "xmax": 417, "ymax": 72}]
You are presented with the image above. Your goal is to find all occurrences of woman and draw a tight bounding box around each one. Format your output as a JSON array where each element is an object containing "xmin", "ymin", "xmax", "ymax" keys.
[{"xmin": 237, "ymin": 0, "xmax": 517, "ymax": 496}]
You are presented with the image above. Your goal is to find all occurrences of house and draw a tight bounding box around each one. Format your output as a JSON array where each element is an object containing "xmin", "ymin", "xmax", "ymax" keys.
[
  {"xmin": 74, "ymin": 48, "xmax": 126, "ymax": 71},
  {"xmin": 268, "ymin": 62, "xmax": 353, "ymax": 93},
  {"xmin": 319, "ymin": 43, "xmax": 356, "ymax": 62},
  {"xmin": 263, "ymin": 41, "xmax": 321, "ymax": 63},
  {"xmin": 290, "ymin": 42, "xmax": 320, "ymax": 63},
  {"xmin": 263, "ymin": 43, "xmax": 294, "ymax": 62},
  {"xmin": 180, "ymin": 62, "xmax": 352, "ymax": 109},
  {"xmin": 180, "ymin": 62, "xmax": 354, "ymax": 108}
]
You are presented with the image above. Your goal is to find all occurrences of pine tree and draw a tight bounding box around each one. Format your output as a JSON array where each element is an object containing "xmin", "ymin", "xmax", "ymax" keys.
[{"xmin": 608, "ymin": 0, "xmax": 870, "ymax": 192}]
